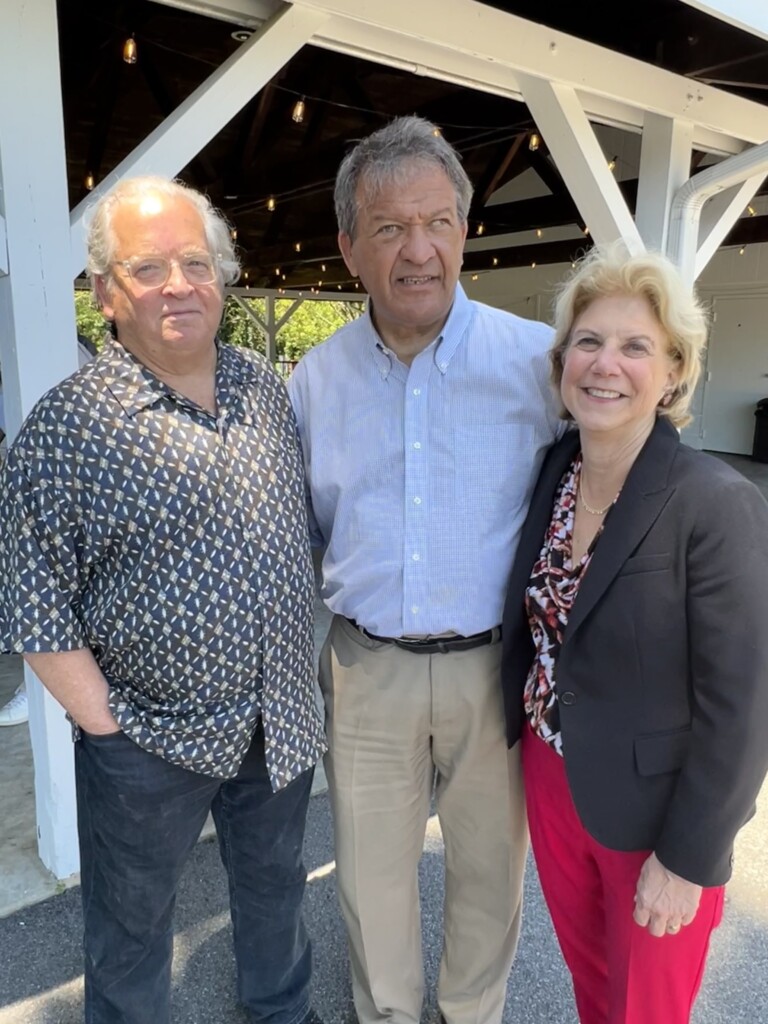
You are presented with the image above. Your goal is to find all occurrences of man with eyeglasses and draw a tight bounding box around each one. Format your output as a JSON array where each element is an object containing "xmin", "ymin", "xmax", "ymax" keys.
[{"xmin": 0, "ymin": 176, "xmax": 326, "ymax": 1024}]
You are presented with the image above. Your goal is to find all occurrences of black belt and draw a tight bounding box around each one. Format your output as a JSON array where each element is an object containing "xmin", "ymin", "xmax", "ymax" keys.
[{"xmin": 349, "ymin": 620, "xmax": 501, "ymax": 655}]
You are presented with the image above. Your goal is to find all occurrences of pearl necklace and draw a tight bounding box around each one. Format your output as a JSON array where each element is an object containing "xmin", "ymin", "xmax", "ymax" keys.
[{"xmin": 578, "ymin": 472, "xmax": 617, "ymax": 516}]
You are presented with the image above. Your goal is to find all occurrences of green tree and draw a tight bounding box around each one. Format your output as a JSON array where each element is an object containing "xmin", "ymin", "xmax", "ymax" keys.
[
  {"xmin": 74, "ymin": 291, "xmax": 109, "ymax": 349},
  {"xmin": 218, "ymin": 296, "xmax": 267, "ymax": 353},
  {"xmin": 275, "ymin": 299, "xmax": 363, "ymax": 360}
]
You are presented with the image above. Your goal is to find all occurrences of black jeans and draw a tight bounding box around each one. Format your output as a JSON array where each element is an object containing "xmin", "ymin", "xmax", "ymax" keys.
[{"xmin": 74, "ymin": 722, "xmax": 314, "ymax": 1024}]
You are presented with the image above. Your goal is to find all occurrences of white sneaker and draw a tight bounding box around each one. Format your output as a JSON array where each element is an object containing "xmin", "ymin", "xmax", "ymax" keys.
[{"xmin": 0, "ymin": 686, "xmax": 28, "ymax": 726}]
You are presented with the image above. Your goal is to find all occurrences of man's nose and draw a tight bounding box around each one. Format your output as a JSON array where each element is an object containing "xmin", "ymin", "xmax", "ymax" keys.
[
  {"xmin": 164, "ymin": 261, "xmax": 193, "ymax": 293},
  {"xmin": 400, "ymin": 226, "xmax": 435, "ymax": 264}
]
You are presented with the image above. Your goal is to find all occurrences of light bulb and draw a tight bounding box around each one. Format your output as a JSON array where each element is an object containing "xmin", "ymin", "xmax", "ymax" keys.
[
  {"xmin": 292, "ymin": 98, "xmax": 306, "ymax": 123},
  {"xmin": 122, "ymin": 35, "xmax": 137, "ymax": 64}
]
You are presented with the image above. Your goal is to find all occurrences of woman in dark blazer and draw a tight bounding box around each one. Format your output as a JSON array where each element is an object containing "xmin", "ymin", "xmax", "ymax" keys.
[{"xmin": 501, "ymin": 244, "xmax": 768, "ymax": 1024}]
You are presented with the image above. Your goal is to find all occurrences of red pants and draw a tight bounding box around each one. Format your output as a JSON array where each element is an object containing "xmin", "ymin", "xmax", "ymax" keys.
[{"xmin": 521, "ymin": 725, "xmax": 724, "ymax": 1024}]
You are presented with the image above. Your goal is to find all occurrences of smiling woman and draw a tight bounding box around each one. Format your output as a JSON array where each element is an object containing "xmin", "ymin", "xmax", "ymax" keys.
[{"xmin": 501, "ymin": 243, "xmax": 768, "ymax": 1024}]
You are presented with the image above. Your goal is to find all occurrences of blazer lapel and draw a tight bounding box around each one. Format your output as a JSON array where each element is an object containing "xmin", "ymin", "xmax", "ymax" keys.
[
  {"xmin": 563, "ymin": 418, "xmax": 680, "ymax": 644},
  {"xmin": 509, "ymin": 429, "xmax": 581, "ymax": 597}
]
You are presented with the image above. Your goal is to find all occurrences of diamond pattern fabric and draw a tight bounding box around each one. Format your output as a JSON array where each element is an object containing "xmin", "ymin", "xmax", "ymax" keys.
[{"xmin": 0, "ymin": 336, "xmax": 325, "ymax": 787}]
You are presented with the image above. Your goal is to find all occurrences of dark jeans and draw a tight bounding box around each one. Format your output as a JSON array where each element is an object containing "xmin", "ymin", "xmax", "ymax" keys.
[{"xmin": 74, "ymin": 722, "xmax": 314, "ymax": 1024}]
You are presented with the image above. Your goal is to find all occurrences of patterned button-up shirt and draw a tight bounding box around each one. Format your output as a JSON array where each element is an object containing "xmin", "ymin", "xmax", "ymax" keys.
[{"xmin": 0, "ymin": 336, "xmax": 326, "ymax": 787}]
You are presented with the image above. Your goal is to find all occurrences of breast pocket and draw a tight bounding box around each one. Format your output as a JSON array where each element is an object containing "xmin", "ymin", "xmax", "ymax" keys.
[
  {"xmin": 618, "ymin": 553, "xmax": 672, "ymax": 577},
  {"xmin": 453, "ymin": 423, "xmax": 536, "ymax": 519}
]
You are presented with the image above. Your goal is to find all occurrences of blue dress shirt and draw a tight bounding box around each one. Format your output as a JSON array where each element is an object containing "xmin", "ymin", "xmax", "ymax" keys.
[{"xmin": 288, "ymin": 284, "xmax": 563, "ymax": 638}]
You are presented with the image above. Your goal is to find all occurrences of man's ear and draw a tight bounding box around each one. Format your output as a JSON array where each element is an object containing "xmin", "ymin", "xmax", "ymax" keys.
[
  {"xmin": 338, "ymin": 232, "xmax": 358, "ymax": 278},
  {"xmin": 93, "ymin": 275, "xmax": 116, "ymax": 320}
]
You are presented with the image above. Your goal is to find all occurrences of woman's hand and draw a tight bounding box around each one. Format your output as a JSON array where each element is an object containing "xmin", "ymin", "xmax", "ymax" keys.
[{"xmin": 633, "ymin": 852, "xmax": 702, "ymax": 937}]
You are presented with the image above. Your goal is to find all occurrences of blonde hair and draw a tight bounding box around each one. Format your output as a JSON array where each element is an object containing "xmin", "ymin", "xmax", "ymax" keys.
[{"xmin": 550, "ymin": 243, "xmax": 709, "ymax": 428}]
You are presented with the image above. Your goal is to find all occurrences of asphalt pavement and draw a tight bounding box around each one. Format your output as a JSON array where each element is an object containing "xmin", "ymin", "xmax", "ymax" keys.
[{"xmin": 0, "ymin": 784, "xmax": 766, "ymax": 1024}]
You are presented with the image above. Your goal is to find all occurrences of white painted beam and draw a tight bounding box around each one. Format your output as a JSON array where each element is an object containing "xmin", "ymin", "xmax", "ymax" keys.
[
  {"xmin": 517, "ymin": 76, "xmax": 644, "ymax": 255},
  {"xmin": 159, "ymin": 0, "xmax": 280, "ymax": 25},
  {"xmin": 677, "ymin": 0, "xmax": 768, "ymax": 42},
  {"xmin": 636, "ymin": 114, "xmax": 695, "ymax": 251},
  {"xmin": 0, "ymin": 0, "xmax": 82, "ymax": 882},
  {"xmin": 286, "ymin": 0, "xmax": 768, "ymax": 148},
  {"xmin": 0, "ymin": 212, "xmax": 8, "ymax": 276},
  {"xmin": 70, "ymin": 4, "xmax": 329, "ymax": 277},
  {"xmin": 151, "ymin": 0, "xmax": 757, "ymax": 154}
]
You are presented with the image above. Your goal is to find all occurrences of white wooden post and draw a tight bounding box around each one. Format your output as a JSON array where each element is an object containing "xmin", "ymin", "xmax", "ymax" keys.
[{"xmin": 0, "ymin": 0, "xmax": 82, "ymax": 878}]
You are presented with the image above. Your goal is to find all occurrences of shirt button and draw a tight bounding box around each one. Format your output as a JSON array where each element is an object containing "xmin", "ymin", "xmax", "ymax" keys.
[
  {"xmin": 413, "ymin": 387, "xmax": 421, "ymax": 396},
  {"xmin": 413, "ymin": 441, "xmax": 422, "ymax": 450},
  {"xmin": 440, "ymin": 363, "xmax": 448, "ymax": 371},
  {"xmin": 560, "ymin": 691, "xmax": 577, "ymax": 706},
  {"xmin": 412, "ymin": 553, "xmax": 420, "ymax": 561},
  {"xmin": 411, "ymin": 605, "xmax": 419, "ymax": 614},
  {"xmin": 413, "ymin": 497, "xmax": 422, "ymax": 505}
]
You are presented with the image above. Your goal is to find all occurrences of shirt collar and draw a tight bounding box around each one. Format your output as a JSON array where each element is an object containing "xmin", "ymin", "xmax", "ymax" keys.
[
  {"xmin": 365, "ymin": 283, "xmax": 474, "ymax": 379},
  {"xmin": 95, "ymin": 335, "xmax": 257, "ymax": 417}
]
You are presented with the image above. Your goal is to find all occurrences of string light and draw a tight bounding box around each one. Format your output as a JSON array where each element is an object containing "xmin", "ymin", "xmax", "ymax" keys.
[
  {"xmin": 476, "ymin": 222, "xmax": 485, "ymax": 236},
  {"xmin": 535, "ymin": 228, "xmax": 542, "ymax": 238},
  {"xmin": 292, "ymin": 97, "xmax": 306, "ymax": 123},
  {"xmin": 267, "ymin": 196, "xmax": 276, "ymax": 212},
  {"xmin": 531, "ymin": 261, "xmax": 537, "ymax": 268},
  {"xmin": 231, "ymin": 227, "xmax": 237, "ymax": 242},
  {"xmin": 528, "ymin": 132, "xmax": 540, "ymax": 152},
  {"xmin": 321, "ymin": 264, "xmax": 326, "ymax": 272},
  {"xmin": 583, "ymin": 226, "xmax": 590, "ymax": 235},
  {"xmin": 739, "ymin": 246, "xmax": 746, "ymax": 255},
  {"xmin": 471, "ymin": 274, "xmax": 479, "ymax": 281},
  {"xmin": 275, "ymin": 267, "xmax": 281, "ymax": 276},
  {"xmin": 84, "ymin": 171, "xmax": 95, "ymax": 191},
  {"xmin": 432, "ymin": 126, "xmax": 442, "ymax": 136},
  {"xmin": 492, "ymin": 257, "xmax": 499, "ymax": 266},
  {"xmin": 122, "ymin": 35, "xmax": 138, "ymax": 64},
  {"xmin": 608, "ymin": 155, "xmax": 617, "ymax": 171},
  {"xmin": 748, "ymin": 205, "xmax": 756, "ymax": 216}
]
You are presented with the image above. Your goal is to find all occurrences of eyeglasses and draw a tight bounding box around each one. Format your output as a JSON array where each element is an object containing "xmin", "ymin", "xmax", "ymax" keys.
[{"xmin": 115, "ymin": 252, "xmax": 220, "ymax": 289}]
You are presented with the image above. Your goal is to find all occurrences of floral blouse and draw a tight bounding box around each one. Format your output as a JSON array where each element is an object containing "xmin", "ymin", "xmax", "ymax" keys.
[{"xmin": 523, "ymin": 454, "xmax": 613, "ymax": 755}]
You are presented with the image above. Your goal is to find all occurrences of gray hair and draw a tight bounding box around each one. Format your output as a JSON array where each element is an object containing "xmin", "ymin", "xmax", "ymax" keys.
[
  {"xmin": 334, "ymin": 116, "xmax": 474, "ymax": 238},
  {"xmin": 86, "ymin": 175, "xmax": 240, "ymax": 302}
]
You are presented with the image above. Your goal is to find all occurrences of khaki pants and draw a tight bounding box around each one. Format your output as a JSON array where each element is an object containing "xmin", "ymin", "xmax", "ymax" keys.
[{"xmin": 319, "ymin": 615, "xmax": 528, "ymax": 1024}]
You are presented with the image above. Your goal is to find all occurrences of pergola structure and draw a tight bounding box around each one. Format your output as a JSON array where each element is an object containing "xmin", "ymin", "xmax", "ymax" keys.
[{"xmin": 1, "ymin": 0, "xmax": 767, "ymax": 879}]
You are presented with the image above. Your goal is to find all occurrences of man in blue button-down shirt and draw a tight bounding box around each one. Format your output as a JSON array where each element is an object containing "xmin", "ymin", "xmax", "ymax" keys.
[{"xmin": 288, "ymin": 117, "xmax": 562, "ymax": 1024}]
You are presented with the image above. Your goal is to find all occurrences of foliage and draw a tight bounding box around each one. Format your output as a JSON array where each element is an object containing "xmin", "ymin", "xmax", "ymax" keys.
[
  {"xmin": 219, "ymin": 296, "xmax": 363, "ymax": 361},
  {"xmin": 74, "ymin": 291, "xmax": 109, "ymax": 349},
  {"xmin": 73, "ymin": 290, "xmax": 364, "ymax": 364},
  {"xmin": 274, "ymin": 299, "xmax": 363, "ymax": 360},
  {"xmin": 218, "ymin": 297, "xmax": 267, "ymax": 353}
]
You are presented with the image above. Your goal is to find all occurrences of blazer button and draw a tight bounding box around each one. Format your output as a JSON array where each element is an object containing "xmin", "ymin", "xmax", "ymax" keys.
[{"xmin": 560, "ymin": 691, "xmax": 577, "ymax": 705}]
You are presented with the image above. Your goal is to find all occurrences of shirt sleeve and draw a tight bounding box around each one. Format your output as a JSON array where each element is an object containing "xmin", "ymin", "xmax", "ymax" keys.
[{"xmin": 0, "ymin": 438, "xmax": 89, "ymax": 653}]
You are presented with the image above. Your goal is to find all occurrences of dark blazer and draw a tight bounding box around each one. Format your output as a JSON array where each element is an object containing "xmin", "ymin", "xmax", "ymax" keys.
[{"xmin": 501, "ymin": 416, "xmax": 768, "ymax": 887}]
